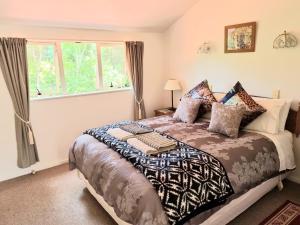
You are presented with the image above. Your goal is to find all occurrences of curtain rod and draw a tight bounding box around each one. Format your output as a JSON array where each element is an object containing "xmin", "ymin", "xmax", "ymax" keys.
[{"xmin": 26, "ymin": 38, "xmax": 126, "ymax": 44}]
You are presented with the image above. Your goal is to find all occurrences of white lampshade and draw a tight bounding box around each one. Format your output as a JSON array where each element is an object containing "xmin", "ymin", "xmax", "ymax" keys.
[{"xmin": 164, "ymin": 79, "xmax": 181, "ymax": 91}]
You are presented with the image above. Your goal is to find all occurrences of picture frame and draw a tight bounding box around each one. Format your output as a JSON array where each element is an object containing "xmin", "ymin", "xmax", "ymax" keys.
[{"xmin": 224, "ymin": 22, "xmax": 256, "ymax": 53}]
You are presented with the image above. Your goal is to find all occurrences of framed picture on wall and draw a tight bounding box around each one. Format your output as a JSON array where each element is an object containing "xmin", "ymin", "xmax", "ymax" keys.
[{"xmin": 224, "ymin": 22, "xmax": 256, "ymax": 53}]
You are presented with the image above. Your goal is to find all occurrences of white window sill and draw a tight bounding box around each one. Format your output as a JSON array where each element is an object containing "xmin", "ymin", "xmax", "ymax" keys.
[{"xmin": 30, "ymin": 87, "xmax": 132, "ymax": 102}]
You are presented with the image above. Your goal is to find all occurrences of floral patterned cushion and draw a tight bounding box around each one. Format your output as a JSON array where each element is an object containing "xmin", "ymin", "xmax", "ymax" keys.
[
  {"xmin": 185, "ymin": 80, "xmax": 217, "ymax": 117},
  {"xmin": 220, "ymin": 82, "xmax": 266, "ymax": 127},
  {"xmin": 208, "ymin": 103, "xmax": 246, "ymax": 138},
  {"xmin": 173, "ymin": 97, "xmax": 202, "ymax": 123}
]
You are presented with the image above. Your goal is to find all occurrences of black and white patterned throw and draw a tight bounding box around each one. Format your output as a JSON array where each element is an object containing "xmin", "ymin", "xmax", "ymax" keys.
[{"xmin": 84, "ymin": 121, "xmax": 234, "ymax": 225}]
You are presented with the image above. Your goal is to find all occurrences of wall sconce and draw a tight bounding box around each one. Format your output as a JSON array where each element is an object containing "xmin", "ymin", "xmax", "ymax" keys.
[
  {"xmin": 273, "ymin": 31, "xmax": 297, "ymax": 49},
  {"xmin": 197, "ymin": 42, "xmax": 210, "ymax": 54}
]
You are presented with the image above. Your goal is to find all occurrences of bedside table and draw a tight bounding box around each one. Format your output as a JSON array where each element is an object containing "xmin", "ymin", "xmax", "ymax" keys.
[{"xmin": 154, "ymin": 108, "xmax": 176, "ymax": 117}]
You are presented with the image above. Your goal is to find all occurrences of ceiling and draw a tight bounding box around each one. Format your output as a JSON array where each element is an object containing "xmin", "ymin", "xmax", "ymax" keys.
[{"xmin": 0, "ymin": 0, "xmax": 199, "ymax": 32}]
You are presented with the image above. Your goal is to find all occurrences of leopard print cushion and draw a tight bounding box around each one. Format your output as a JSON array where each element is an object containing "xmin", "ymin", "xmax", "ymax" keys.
[
  {"xmin": 185, "ymin": 80, "xmax": 217, "ymax": 117},
  {"xmin": 208, "ymin": 103, "xmax": 246, "ymax": 138},
  {"xmin": 220, "ymin": 82, "xmax": 267, "ymax": 127}
]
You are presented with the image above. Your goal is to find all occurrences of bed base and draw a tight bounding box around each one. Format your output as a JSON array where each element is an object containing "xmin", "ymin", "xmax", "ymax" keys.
[
  {"xmin": 78, "ymin": 170, "xmax": 131, "ymax": 225},
  {"xmin": 77, "ymin": 170, "xmax": 288, "ymax": 225}
]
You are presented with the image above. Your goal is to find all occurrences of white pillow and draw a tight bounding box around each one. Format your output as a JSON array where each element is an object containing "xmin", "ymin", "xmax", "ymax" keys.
[
  {"xmin": 279, "ymin": 100, "xmax": 292, "ymax": 132},
  {"xmin": 245, "ymin": 99, "xmax": 287, "ymax": 134}
]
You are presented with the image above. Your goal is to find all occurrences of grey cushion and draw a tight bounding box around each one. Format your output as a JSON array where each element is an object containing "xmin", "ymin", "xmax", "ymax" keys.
[
  {"xmin": 184, "ymin": 79, "xmax": 217, "ymax": 118},
  {"xmin": 220, "ymin": 82, "xmax": 266, "ymax": 127},
  {"xmin": 173, "ymin": 97, "xmax": 202, "ymax": 123},
  {"xmin": 208, "ymin": 102, "xmax": 246, "ymax": 138}
]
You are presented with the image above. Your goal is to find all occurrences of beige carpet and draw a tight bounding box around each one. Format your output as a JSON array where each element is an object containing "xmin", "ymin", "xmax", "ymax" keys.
[{"xmin": 0, "ymin": 164, "xmax": 299, "ymax": 225}]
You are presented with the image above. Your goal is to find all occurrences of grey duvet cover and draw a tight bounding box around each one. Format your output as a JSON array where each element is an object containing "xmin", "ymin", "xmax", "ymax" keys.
[{"xmin": 69, "ymin": 116, "xmax": 280, "ymax": 225}]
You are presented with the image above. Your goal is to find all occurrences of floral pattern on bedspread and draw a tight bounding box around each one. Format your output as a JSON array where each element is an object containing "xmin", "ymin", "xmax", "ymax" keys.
[
  {"xmin": 69, "ymin": 115, "xmax": 280, "ymax": 225},
  {"xmin": 83, "ymin": 121, "xmax": 234, "ymax": 225},
  {"xmin": 140, "ymin": 116, "xmax": 280, "ymax": 193}
]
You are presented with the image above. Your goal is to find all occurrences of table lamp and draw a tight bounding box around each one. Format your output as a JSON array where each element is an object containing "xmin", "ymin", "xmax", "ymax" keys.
[{"xmin": 164, "ymin": 79, "xmax": 181, "ymax": 110}]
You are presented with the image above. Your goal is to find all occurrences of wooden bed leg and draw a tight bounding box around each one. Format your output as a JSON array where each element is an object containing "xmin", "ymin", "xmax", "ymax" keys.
[{"xmin": 277, "ymin": 176, "xmax": 284, "ymax": 191}]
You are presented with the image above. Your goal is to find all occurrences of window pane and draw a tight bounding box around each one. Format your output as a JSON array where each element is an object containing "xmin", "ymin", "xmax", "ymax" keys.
[
  {"xmin": 27, "ymin": 43, "xmax": 60, "ymax": 97},
  {"xmin": 61, "ymin": 42, "xmax": 98, "ymax": 94},
  {"xmin": 101, "ymin": 45, "xmax": 130, "ymax": 88}
]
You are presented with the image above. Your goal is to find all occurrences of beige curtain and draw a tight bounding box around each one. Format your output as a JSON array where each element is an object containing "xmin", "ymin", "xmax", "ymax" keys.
[
  {"xmin": 125, "ymin": 41, "xmax": 146, "ymax": 120},
  {"xmin": 0, "ymin": 38, "xmax": 39, "ymax": 168}
]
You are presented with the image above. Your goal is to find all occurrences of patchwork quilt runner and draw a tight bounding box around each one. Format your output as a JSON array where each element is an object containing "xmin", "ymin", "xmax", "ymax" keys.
[{"xmin": 84, "ymin": 121, "xmax": 234, "ymax": 225}]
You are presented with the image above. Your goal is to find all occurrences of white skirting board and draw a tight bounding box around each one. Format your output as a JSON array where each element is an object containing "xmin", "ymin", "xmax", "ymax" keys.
[
  {"xmin": 287, "ymin": 174, "xmax": 300, "ymax": 184},
  {"xmin": 78, "ymin": 170, "xmax": 289, "ymax": 225},
  {"xmin": 0, "ymin": 159, "xmax": 69, "ymax": 182}
]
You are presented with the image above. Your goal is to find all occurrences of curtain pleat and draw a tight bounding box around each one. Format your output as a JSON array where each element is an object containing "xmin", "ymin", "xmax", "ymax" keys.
[
  {"xmin": 125, "ymin": 41, "xmax": 146, "ymax": 120},
  {"xmin": 0, "ymin": 37, "xmax": 39, "ymax": 168}
]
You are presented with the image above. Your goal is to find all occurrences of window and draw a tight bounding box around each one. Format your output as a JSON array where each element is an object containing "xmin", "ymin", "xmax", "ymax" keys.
[
  {"xmin": 100, "ymin": 44, "xmax": 129, "ymax": 88},
  {"xmin": 27, "ymin": 41, "xmax": 130, "ymax": 98},
  {"xmin": 61, "ymin": 42, "xmax": 99, "ymax": 94},
  {"xmin": 27, "ymin": 43, "xmax": 61, "ymax": 97}
]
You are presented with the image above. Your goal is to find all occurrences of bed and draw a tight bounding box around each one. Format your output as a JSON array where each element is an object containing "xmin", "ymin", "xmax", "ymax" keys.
[
  {"xmin": 69, "ymin": 99, "xmax": 298, "ymax": 225},
  {"xmin": 78, "ymin": 170, "xmax": 288, "ymax": 225}
]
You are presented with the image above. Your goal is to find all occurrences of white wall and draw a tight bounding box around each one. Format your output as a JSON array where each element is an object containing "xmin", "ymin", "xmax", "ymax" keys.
[
  {"xmin": 2, "ymin": 0, "xmax": 300, "ymax": 183},
  {"xmin": 0, "ymin": 24, "xmax": 168, "ymax": 181},
  {"xmin": 164, "ymin": 0, "xmax": 300, "ymax": 182}
]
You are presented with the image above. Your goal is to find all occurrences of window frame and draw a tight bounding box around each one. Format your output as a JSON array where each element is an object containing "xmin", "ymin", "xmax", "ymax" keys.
[{"xmin": 27, "ymin": 40, "xmax": 130, "ymax": 100}]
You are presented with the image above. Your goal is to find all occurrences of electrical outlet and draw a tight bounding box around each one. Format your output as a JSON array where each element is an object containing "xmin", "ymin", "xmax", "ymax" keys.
[
  {"xmin": 209, "ymin": 84, "xmax": 213, "ymax": 91},
  {"xmin": 272, "ymin": 90, "xmax": 280, "ymax": 99}
]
